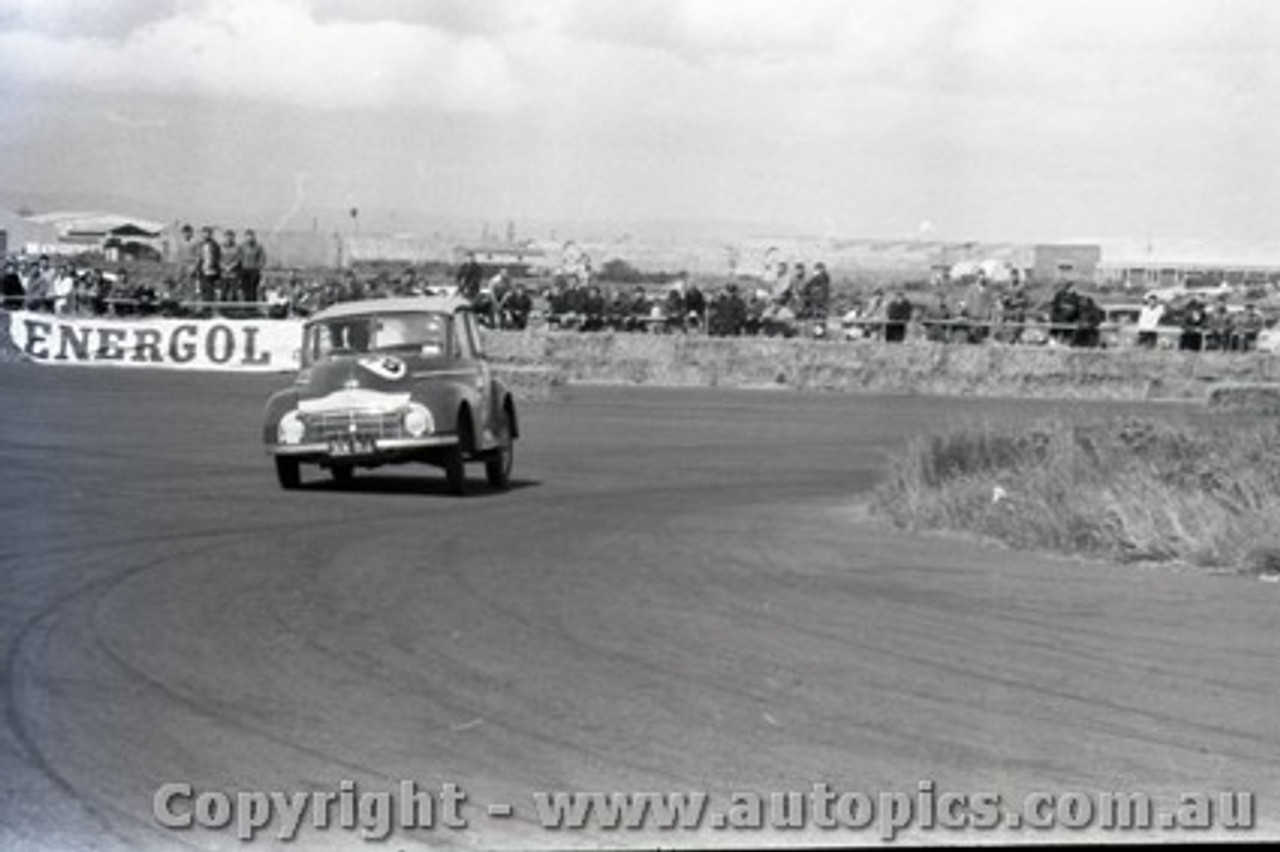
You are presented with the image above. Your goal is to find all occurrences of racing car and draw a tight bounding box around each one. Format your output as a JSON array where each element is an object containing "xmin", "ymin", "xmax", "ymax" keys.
[{"xmin": 263, "ymin": 296, "xmax": 517, "ymax": 494}]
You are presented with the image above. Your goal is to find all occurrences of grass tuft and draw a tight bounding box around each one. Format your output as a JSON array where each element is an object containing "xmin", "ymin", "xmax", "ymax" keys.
[{"xmin": 873, "ymin": 415, "xmax": 1280, "ymax": 572}]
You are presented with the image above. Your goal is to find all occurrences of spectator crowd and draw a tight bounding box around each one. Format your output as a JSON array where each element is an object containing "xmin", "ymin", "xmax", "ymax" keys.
[
  {"xmin": 1, "ymin": 221, "xmax": 268, "ymax": 318},
  {"xmin": 3, "ymin": 238, "xmax": 1275, "ymax": 354},
  {"xmin": 2, "ymin": 254, "xmax": 166, "ymax": 316}
]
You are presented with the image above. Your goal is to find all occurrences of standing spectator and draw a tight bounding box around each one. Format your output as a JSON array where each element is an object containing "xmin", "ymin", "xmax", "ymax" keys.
[
  {"xmin": 684, "ymin": 282, "xmax": 706, "ymax": 330},
  {"xmin": 582, "ymin": 286, "xmax": 607, "ymax": 331},
  {"xmin": 174, "ymin": 223, "xmax": 200, "ymax": 303},
  {"xmin": 708, "ymin": 285, "xmax": 744, "ymax": 336},
  {"xmin": 790, "ymin": 262, "xmax": 807, "ymax": 295},
  {"xmin": 1072, "ymin": 294, "xmax": 1105, "ymax": 347},
  {"xmin": 1232, "ymin": 302, "xmax": 1265, "ymax": 351},
  {"xmin": 1136, "ymin": 292, "xmax": 1165, "ymax": 348},
  {"xmin": 564, "ymin": 281, "xmax": 587, "ymax": 327},
  {"xmin": 743, "ymin": 289, "xmax": 768, "ymax": 336},
  {"xmin": 724, "ymin": 284, "xmax": 747, "ymax": 336},
  {"xmin": 884, "ymin": 291, "xmax": 913, "ymax": 342},
  {"xmin": 72, "ymin": 269, "xmax": 96, "ymax": 315},
  {"xmin": 628, "ymin": 286, "xmax": 650, "ymax": 332},
  {"xmin": 196, "ymin": 227, "xmax": 222, "ymax": 309},
  {"xmin": 546, "ymin": 279, "xmax": 570, "ymax": 326},
  {"xmin": 341, "ymin": 268, "xmax": 365, "ymax": 302},
  {"xmin": 862, "ymin": 287, "xmax": 887, "ymax": 339},
  {"xmin": 962, "ymin": 274, "xmax": 994, "ymax": 342},
  {"xmin": 25, "ymin": 255, "xmax": 55, "ymax": 312},
  {"xmin": 2, "ymin": 258, "xmax": 25, "ymax": 309},
  {"xmin": 239, "ymin": 229, "xmax": 266, "ymax": 304},
  {"xmin": 220, "ymin": 230, "xmax": 241, "ymax": 303},
  {"xmin": 998, "ymin": 276, "xmax": 1031, "ymax": 343},
  {"xmin": 663, "ymin": 283, "xmax": 687, "ymax": 333},
  {"xmin": 490, "ymin": 268, "xmax": 512, "ymax": 305},
  {"xmin": 1049, "ymin": 280, "xmax": 1080, "ymax": 345},
  {"xmin": 51, "ymin": 263, "xmax": 77, "ymax": 314},
  {"xmin": 605, "ymin": 289, "xmax": 630, "ymax": 331},
  {"xmin": 483, "ymin": 268, "xmax": 511, "ymax": 327},
  {"xmin": 925, "ymin": 293, "xmax": 953, "ymax": 342},
  {"xmin": 1179, "ymin": 297, "xmax": 1206, "ymax": 351},
  {"xmin": 803, "ymin": 263, "xmax": 831, "ymax": 320},
  {"xmin": 456, "ymin": 252, "xmax": 483, "ymax": 301},
  {"xmin": 770, "ymin": 261, "xmax": 791, "ymax": 304},
  {"xmin": 1204, "ymin": 297, "xmax": 1233, "ymax": 351}
]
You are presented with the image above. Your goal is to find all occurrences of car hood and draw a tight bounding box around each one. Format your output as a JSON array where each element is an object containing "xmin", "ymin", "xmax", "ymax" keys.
[{"xmin": 297, "ymin": 353, "xmax": 446, "ymax": 410}]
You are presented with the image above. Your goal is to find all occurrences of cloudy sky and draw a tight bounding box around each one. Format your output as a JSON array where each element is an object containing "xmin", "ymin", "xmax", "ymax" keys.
[{"xmin": 1, "ymin": 0, "xmax": 1278, "ymax": 243}]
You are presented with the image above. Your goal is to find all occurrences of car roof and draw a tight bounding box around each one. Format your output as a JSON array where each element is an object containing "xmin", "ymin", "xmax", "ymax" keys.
[{"xmin": 308, "ymin": 296, "xmax": 473, "ymax": 323}]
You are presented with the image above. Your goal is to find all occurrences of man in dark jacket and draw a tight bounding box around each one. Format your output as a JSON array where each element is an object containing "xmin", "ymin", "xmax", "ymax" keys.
[
  {"xmin": 802, "ymin": 263, "xmax": 832, "ymax": 320},
  {"xmin": 456, "ymin": 252, "xmax": 484, "ymax": 301},
  {"xmin": 197, "ymin": 227, "xmax": 222, "ymax": 310},
  {"xmin": 884, "ymin": 291, "xmax": 913, "ymax": 342},
  {"xmin": 1049, "ymin": 280, "xmax": 1080, "ymax": 344},
  {"xmin": 1, "ymin": 259, "xmax": 24, "ymax": 309},
  {"xmin": 1072, "ymin": 294, "xmax": 1104, "ymax": 347},
  {"xmin": 1179, "ymin": 298, "xmax": 1207, "ymax": 351},
  {"xmin": 239, "ymin": 229, "xmax": 267, "ymax": 304},
  {"xmin": 503, "ymin": 283, "xmax": 533, "ymax": 330},
  {"xmin": 684, "ymin": 283, "xmax": 706, "ymax": 330}
]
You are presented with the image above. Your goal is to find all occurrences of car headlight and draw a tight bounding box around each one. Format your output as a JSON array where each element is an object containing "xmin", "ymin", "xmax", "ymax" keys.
[
  {"xmin": 403, "ymin": 404, "xmax": 434, "ymax": 437},
  {"xmin": 278, "ymin": 410, "xmax": 305, "ymax": 445}
]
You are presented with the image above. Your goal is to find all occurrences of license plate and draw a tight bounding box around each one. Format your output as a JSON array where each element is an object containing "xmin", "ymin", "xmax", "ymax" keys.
[{"xmin": 329, "ymin": 437, "xmax": 374, "ymax": 456}]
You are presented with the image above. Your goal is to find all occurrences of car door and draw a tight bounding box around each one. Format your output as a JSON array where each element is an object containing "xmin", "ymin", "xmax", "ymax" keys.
[{"xmin": 453, "ymin": 311, "xmax": 494, "ymax": 446}]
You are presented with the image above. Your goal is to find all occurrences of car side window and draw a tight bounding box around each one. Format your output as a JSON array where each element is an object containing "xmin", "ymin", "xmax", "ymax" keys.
[
  {"xmin": 465, "ymin": 312, "xmax": 485, "ymax": 358},
  {"xmin": 453, "ymin": 315, "xmax": 474, "ymax": 361}
]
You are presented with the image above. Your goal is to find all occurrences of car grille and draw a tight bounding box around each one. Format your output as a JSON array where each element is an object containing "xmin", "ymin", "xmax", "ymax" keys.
[{"xmin": 303, "ymin": 410, "xmax": 407, "ymax": 442}]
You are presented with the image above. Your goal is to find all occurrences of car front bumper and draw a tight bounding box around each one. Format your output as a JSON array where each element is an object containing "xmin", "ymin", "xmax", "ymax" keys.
[{"xmin": 268, "ymin": 434, "xmax": 459, "ymax": 457}]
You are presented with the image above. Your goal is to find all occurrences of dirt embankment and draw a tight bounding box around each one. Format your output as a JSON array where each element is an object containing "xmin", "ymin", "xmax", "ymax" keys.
[
  {"xmin": 486, "ymin": 329, "xmax": 1280, "ymax": 400},
  {"xmin": 5, "ymin": 310, "xmax": 1279, "ymax": 401},
  {"xmin": 873, "ymin": 416, "xmax": 1280, "ymax": 575}
]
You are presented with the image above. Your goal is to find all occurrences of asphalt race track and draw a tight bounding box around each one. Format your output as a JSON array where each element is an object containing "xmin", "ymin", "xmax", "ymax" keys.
[{"xmin": 1, "ymin": 364, "xmax": 1277, "ymax": 850}]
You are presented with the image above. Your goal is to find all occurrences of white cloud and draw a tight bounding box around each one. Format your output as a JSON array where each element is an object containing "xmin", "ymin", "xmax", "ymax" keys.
[
  {"xmin": 0, "ymin": 0, "xmax": 181, "ymax": 39},
  {"xmin": 0, "ymin": 0, "xmax": 519, "ymax": 111},
  {"xmin": 6, "ymin": 0, "xmax": 1278, "ymax": 123},
  {"xmin": 3, "ymin": 0, "xmax": 1279, "ymax": 240},
  {"xmin": 309, "ymin": 0, "xmax": 555, "ymax": 35}
]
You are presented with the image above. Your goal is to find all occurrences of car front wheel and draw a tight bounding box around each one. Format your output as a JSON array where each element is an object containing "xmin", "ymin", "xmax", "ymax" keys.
[
  {"xmin": 275, "ymin": 456, "xmax": 301, "ymax": 490},
  {"xmin": 443, "ymin": 448, "xmax": 467, "ymax": 496},
  {"xmin": 485, "ymin": 422, "xmax": 514, "ymax": 490}
]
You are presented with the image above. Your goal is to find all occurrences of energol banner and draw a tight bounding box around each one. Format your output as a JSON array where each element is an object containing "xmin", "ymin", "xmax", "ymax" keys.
[{"xmin": 5, "ymin": 311, "xmax": 302, "ymax": 372}]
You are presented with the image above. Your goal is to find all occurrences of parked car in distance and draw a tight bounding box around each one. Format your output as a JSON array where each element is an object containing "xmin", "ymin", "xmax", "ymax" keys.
[{"xmin": 263, "ymin": 296, "xmax": 517, "ymax": 494}]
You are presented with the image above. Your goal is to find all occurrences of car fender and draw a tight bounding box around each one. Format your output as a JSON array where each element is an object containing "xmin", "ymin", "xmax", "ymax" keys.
[
  {"xmin": 415, "ymin": 375, "xmax": 478, "ymax": 437},
  {"xmin": 487, "ymin": 377, "xmax": 518, "ymax": 442},
  {"xmin": 263, "ymin": 388, "xmax": 300, "ymax": 445}
]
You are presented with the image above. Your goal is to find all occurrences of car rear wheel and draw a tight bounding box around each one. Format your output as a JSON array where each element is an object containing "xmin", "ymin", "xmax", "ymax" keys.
[
  {"xmin": 275, "ymin": 457, "xmax": 301, "ymax": 490},
  {"xmin": 485, "ymin": 418, "xmax": 514, "ymax": 490}
]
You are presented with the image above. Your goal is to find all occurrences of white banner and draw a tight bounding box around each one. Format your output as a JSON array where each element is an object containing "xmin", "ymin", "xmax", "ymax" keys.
[{"xmin": 5, "ymin": 311, "xmax": 302, "ymax": 372}]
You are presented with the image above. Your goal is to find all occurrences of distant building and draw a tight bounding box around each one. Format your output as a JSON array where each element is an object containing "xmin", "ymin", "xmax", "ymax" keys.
[
  {"xmin": 0, "ymin": 208, "xmax": 58, "ymax": 256},
  {"xmin": 453, "ymin": 241, "xmax": 549, "ymax": 275},
  {"xmin": 1031, "ymin": 244, "xmax": 1102, "ymax": 283},
  {"xmin": 1096, "ymin": 239, "xmax": 1280, "ymax": 290},
  {"xmin": 25, "ymin": 211, "xmax": 165, "ymax": 259}
]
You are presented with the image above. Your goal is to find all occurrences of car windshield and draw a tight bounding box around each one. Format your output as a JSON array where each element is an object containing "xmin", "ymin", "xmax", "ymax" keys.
[{"xmin": 305, "ymin": 312, "xmax": 449, "ymax": 364}]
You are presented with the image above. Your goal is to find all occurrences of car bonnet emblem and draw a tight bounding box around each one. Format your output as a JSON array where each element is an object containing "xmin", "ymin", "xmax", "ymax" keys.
[{"xmin": 358, "ymin": 355, "xmax": 407, "ymax": 381}]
